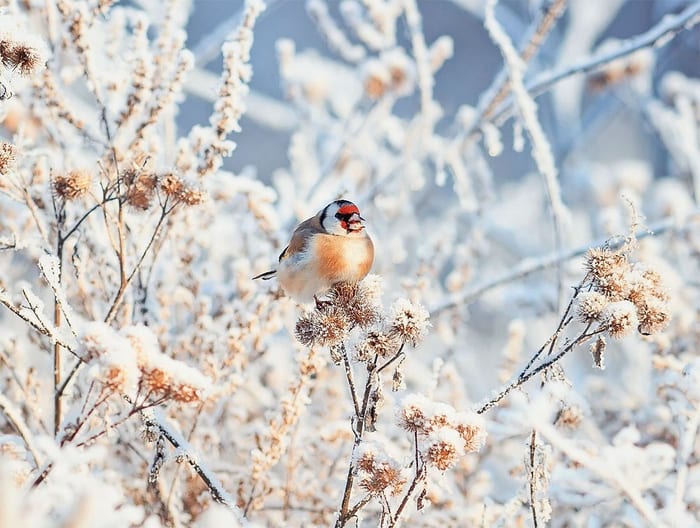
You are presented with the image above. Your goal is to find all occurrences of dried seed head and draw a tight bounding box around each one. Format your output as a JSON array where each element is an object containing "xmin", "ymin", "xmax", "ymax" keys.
[
  {"xmin": 0, "ymin": 39, "xmax": 44, "ymax": 76},
  {"xmin": 576, "ymin": 291, "xmax": 609, "ymax": 322},
  {"xmin": 397, "ymin": 393, "xmax": 430, "ymax": 434},
  {"xmin": 177, "ymin": 186, "xmax": 206, "ymax": 206},
  {"xmin": 53, "ymin": 169, "xmax": 91, "ymax": 200},
  {"xmin": 594, "ymin": 267, "xmax": 632, "ymax": 301},
  {"xmin": 159, "ymin": 172, "xmax": 206, "ymax": 206},
  {"xmin": 388, "ymin": 298, "xmax": 430, "ymax": 346},
  {"xmin": 585, "ymin": 248, "xmax": 628, "ymax": 279},
  {"xmin": 635, "ymin": 294, "xmax": 670, "ymax": 336},
  {"xmin": 355, "ymin": 444, "xmax": 406, "ymax": 496},
  {"xmin": 425, "ymin": 428, "xmax": 464, "ymax": 471},
  {"xmin": 159, "ymin": 172, "xmax": 185, "ymax": 197},
  {"xmin": 315, "ymin": 307, "xmax": 350, "ymax": 347},
  {"xmin": 126, "ymin": 172, "xmax": 158, "ymax": 210},
  {"xmin": 453, "ymin": 416, "xmax": 487, "ymax": 453},
  {"xmin": 355, "ymin": 331, "xmax": 398, "ymax": 361},
  {"xmin": 327, "ymin": 281, "xmax": 382, "ymax": 329},
  {"xmin": 294, "ymin": 312, "xmax": 317, "ymax": 347},
  {"xmin": 294, "ymin": 307, "xmax": 349, "ymax": 348},
  {"xmin": 603, "ymin": 301, "xmax": 638, "ymax": 339}
]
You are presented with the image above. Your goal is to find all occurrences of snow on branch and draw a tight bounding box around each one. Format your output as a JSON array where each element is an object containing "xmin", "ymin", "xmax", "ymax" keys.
[
  {"xmin": 141, "ymin": 409, "xmax": 244, "ymax": 522},
  {"xmin": 492, "ymin": 1, "xmax": 700, "ymax": 124}
]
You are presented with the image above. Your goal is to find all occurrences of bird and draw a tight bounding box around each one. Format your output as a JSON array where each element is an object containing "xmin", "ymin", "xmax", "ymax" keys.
[{"xmin": 253, "ymin": 200, "xmax": 374, "ymax": 303}]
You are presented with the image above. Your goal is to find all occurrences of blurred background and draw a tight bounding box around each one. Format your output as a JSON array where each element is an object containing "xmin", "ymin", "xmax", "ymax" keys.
[{"xmin": 182, "ymin": 0, "xmax": 700, "ymax": 183}]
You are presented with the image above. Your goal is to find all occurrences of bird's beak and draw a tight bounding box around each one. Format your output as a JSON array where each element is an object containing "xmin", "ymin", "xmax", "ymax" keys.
[{"xmin": 347, "ymin": 212, "xmax": 364, "ymax": 231}]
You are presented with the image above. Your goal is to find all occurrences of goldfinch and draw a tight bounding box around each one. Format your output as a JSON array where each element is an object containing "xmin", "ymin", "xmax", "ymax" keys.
[{"xmin": 253, "ymin": 200, "xmax": 374, "ymax": 302}]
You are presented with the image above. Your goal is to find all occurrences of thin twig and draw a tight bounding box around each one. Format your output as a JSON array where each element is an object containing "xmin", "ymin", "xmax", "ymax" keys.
[
  {"xmin": 0, "ymin": 393, "xmax": 43, "ymax": 470},
  {"xmin": 390, "ymin": 463, "xmax": 426, "ymax": 526},
  {"xmin": 104, "ymin": 203, "xmax": 170, "ymax": 324},
  {"xmin": 477, "ymin": 326, "xmax": 603, "ymax": 414},
  {"xmin": 473, "ymin": 0, "xmax": 567, "ymax": 130},
  {"xmin": 528, "ymin": 429, "xmax": 539, "ymax": 528},
  {"xmin": 142, "ymin": 414, "xmax": 240, "ymax": 511},
  {"xmin": 430, "ymin": 211, "xmax": 700, "ymax": 317},
  {"xmin": 490, "ymin": 1, "xmax": 700, "ymax": 128},
  {"xmin": 341, "ymin": 344, "xmax": 361, "ymax": 418}
]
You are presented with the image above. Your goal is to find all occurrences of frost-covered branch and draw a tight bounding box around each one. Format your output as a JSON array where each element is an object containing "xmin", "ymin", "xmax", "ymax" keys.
[
  {"xmin": 491, "ymin": 1, "xmax": 700, "ymax": 125},
  {"xmin": 431, "ymin": 210, "xmax": 699, "ymax": 316},
  {"xmin": 485, "ymin": 0, "xmax": 567, "ymax": 307},
  {"xmin": 142, "ymin": 411, "xmax": 243, "ymax": 518},
  {"xmin": 0, "ymin": 393, "xmax": 44, "ymax": 469}
]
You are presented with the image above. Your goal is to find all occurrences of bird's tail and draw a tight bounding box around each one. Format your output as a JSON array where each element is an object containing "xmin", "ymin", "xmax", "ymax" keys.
[{"xmin": 252, "ymin": 269, "xmax": 276, "ymax": 280}]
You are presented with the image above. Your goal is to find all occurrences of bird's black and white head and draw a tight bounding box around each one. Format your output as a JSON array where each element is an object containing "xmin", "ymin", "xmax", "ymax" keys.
[{"xmin": 320, "ymin": 200, "xmax": 366, "ymax": 236}]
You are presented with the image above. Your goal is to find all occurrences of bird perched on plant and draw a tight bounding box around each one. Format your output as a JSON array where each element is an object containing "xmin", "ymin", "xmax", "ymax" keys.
[{"xmin": 253, "ymin": 200, "xmax": 374, "ymax": 303}]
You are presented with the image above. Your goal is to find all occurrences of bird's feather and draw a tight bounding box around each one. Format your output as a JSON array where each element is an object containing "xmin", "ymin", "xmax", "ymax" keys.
[{"xmin": 252, "ymin": 270, "xmax": 276, "ymax": 280}]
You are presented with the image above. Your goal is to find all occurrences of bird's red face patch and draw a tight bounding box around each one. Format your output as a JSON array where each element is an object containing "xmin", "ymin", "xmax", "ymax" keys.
[{"xmin": 338, "ymin": 204, "xmax": 360, "ymax": 216}]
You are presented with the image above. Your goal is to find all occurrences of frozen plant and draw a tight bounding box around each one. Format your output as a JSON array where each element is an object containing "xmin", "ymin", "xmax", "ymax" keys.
[{"xmin": 0, "ymin": 0, "xmax": 699, "ymax": 526}]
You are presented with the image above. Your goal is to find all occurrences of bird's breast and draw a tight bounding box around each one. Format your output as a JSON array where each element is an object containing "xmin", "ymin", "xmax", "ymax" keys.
[{"xmin": 313, "ymin": 233, "xmax": 374, "ymax": 282}]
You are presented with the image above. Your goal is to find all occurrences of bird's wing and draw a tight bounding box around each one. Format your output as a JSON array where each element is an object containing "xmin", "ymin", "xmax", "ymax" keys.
[{"xmin": 279, "ymin": 215, "xmax": 324, "ymax": 262}]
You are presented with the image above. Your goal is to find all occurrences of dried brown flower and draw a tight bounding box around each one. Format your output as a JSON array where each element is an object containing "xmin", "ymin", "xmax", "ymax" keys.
[
  {"xmin": 327, "ymin": 281, "xmax": 382, "ymax": 329},
  {"xmin": 126, "ymin": 172, "xmax": 158, "ymax": 210},
  {"xmin": 53, "ymin": 169, "xmax": 91, "ymax": 200},
  {"xmin": 585, "ymin": 248, "xmax": 626, "ymax": 277},
  {"xmin": 355, "ymin": 330, "xmax": 398, "ymax": 361},
  {"xmin": 160, "ymin": 172, "xmax": 185, "ymax": 197},
  {"xmin": 603, "ymin": 301, "xmax": 638, "ymax": 339},
  {"xmin": 159, "ymin": 172, "xmax": 206, "ymax": 206},
  {"xmin": 0, "ymin": 39, "xmax": 43, "ymax": 76},
  {"xmin": 177, "ymin": 186, "xmax": 206, "ymax": 206},
  {"xmin": 356, "ymin": 448, "xmax": 405, "ymax": 496},
  {"xmin": 635, "ymin": 294, "xmax": 670, "ymax": 336},
  {"xmin": 576, "ymin": 291, "xmax": 609, "ymax": 322},
  {"xmin": 454, "ymin": 421, "xmax": 486, "ymax": 453},
  {"xmin": 425, "ymin": 428, "xmax": 464, "ymax": 471},
  {"xmin": 388, "ymin": 299, "xmax": 430, "ymax": 346},
  {"xmin": 398, "ymin": 395, "xmax": 429, "ymax": 434},
  {"xmin": 294, "ymin": 307, "xmax": 349, "ymax": 348}
]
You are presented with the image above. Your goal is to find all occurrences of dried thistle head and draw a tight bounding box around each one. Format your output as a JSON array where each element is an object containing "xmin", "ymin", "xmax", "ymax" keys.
[
  {"xmin": 355, "ymin": 330, "xmax": 399, "ymax": 361},
  {"xmin": 177, "ymin": 186, "xmax": 207, "ymax": 206},
  {"xmin": 635, "ymin": 294, "xmax": 670, "ymax": 336},
  {"xmin": 160, "ymin": 172, "xmax": 185, "ymax": 197},
  {"xmin": 294, "ymin": 307, "xmax": 349, "ymax": 348},
  {"xmin": 453, "ymin": 415, "xmax": 486, "ymax": 453},
  {"xmin": 585, "ymin": 248, "xmax": 628, "ymax": 281},
  {"xmin": 397, "ymin": 393, "xmax": 431, "ymax": 434},
  {"xmin": 159, "ymin": 172, "xmax": 206, "ymax": 206},
  {"xmin": 388, "ymin": 298, "xmax": 430, "ymax": 346},
  {"xmin": 576, "ymin": 291, "xmax": 609, "ymax": 322},
  {"xmin": 355, "ymin": 444, "xmax": 406, "ymax": 496},
  {"xmin": 425, "ymin": 428, "xmax": 464, "ymax": 471},
  {"xmin": 126, "ymin": 172, "xmax": 158, "ymax": 210},
  {"xmin": 53, "ymin": 169, "xmax": 91, "ymax": 200},
  {"xmin": 327, "ymin": 281, "xmax": 382, "ymax": 329},
  {"xmin": 602, "ymin": 301, "xmax": 638, "ymax": 339},
  {"xmin": 0, "ymin": 38, "xmax": 44, "ymax": 76}
]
